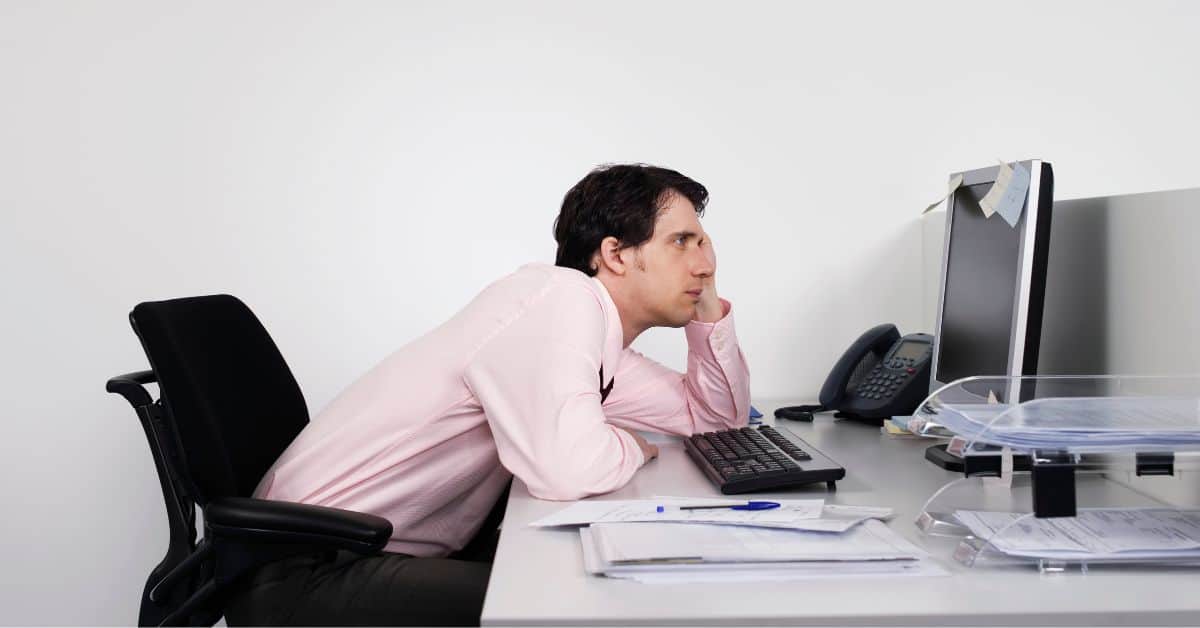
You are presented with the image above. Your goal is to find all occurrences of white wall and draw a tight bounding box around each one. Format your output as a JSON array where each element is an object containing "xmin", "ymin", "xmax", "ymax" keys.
[{"xmin": 3, "ymin": 1, "xmax": 1200, "ymax": 623}]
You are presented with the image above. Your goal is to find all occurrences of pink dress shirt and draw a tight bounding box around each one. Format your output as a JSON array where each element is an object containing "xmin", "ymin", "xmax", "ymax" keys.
[{"xmin": 254, "ymin": 263, "xmax": 751, "ymax": 556}]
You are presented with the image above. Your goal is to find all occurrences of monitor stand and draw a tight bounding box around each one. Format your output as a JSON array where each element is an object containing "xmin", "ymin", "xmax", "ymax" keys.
[
  {"xmin": 925, "ymin": 443, "xmax": 1033, "ymax": 474},
  {"xmin": 924, "ymin": 443, "xmax": 964, "ymax": 472}
]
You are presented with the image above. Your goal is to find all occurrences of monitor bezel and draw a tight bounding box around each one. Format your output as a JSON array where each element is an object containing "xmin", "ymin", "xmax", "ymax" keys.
[{"xmin": 929, "ymin": 159, "xmax": 1053, "ymax": 395}]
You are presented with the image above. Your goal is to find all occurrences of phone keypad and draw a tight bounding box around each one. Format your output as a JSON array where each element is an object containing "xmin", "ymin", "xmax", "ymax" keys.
[{"xmin": 856, "ymin": 366, "xmax": 907, "ymax": 400}]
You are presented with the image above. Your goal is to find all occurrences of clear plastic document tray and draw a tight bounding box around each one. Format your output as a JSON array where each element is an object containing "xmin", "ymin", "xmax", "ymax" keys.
[{"xmin": 910, "ymin": 375, "xmax": 1200, "ymax": 571}]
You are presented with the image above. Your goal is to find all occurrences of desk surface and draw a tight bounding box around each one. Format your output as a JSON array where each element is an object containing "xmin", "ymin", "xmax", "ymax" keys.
[{"xmin": 481, "ymin": 402, "xmax": 1200, "ymax": 626}]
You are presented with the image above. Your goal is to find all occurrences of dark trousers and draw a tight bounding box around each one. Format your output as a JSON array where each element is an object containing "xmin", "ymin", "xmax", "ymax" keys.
[{"xmin": 225, "ymin": 485, "xmax": 508, "ymax": 626}]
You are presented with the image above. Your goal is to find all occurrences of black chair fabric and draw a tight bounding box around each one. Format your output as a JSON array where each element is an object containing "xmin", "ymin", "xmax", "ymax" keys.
[
  {"xmin": 110, "ymin": 294, "xmax": 391, "ymax": 627},
  {"xmin": 131, "ymin": 295, "xmax": 308, "ymax": 501}
]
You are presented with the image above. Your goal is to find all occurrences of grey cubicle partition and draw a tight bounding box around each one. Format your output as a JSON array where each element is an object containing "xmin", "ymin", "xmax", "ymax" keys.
[
  {"xmin": 923, "ymin": 186, "xmax": 1200, "ymax": 377},
  {"xmin": 1038, "ymin": 187, "xmax": 1200, "ymax": 377}
]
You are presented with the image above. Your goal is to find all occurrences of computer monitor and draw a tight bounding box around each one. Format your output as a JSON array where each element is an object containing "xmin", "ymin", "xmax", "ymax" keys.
[{"xmin": 930, "ymin": 160, "xmax": 1054, "ymax": 395}]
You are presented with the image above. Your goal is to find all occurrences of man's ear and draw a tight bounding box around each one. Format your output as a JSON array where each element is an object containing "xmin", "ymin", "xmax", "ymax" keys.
[{"xmin": 593, "ymin": 236, "xmax": 627, "ymax": 276}]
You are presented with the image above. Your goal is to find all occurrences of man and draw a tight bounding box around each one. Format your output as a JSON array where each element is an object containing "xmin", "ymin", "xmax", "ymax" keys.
[{"xmin": 226, "ymin": 164, "xmax": 751, "ymax": 626}]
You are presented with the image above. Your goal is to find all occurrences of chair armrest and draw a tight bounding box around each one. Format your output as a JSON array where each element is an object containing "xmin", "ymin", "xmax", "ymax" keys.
[
  {"xmin": 106, "ymin": 369, "xmax": 157, "ymax": 408},
  {"xmin": 205, "ymin": 497, "xmax": 393, "ymax": 555}
]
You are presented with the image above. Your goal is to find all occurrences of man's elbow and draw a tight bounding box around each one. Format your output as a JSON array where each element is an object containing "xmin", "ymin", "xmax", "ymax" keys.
[
  {"xmin": 526, "ymin": 481, "xmax": 595, "ymax": 502},
  {"xmin": 526, "ymin": 475, "xmax": 611, "ymax": 501},
  {"xmin": 524, "ymin": 460, "xmax": 630, "ymax": 501}
]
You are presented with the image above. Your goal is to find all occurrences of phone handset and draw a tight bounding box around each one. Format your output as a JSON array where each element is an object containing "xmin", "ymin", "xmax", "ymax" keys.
[
  {"xmin": 819, "ymin": 323, "xmax": 900, "ymax": 409},
  {"xmin": 774, "ymin": 324, "xmax": 901, "ymax": 421}
]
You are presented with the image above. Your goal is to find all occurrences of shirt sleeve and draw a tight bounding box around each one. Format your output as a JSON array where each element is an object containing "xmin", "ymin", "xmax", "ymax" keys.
[
  {"xmin": 463, "ymin": 282, "xmax": 646, "ymax": 501},
  {"xmin": 601, "ymin": 299, "xmax": 751, "ymax": 436}
]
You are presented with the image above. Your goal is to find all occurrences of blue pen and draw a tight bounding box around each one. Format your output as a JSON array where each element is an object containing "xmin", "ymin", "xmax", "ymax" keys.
[{"xmin": 677, "ymin": 500, "xmax": 780, "ymax": 511}]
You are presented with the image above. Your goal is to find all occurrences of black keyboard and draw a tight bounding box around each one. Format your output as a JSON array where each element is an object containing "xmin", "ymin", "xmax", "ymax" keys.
[{"xmin": 684, "ymin": 425, "xmax": 846, "ymax": 494}]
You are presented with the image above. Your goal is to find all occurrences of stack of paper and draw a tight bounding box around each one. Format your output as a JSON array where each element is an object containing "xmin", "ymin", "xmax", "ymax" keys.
[
  {"xmin": 533, "ymin": 498, "xmax": 947, "ymax": 583},
  {"xmin": 919, "ymin": 397, "xmax": 1200, "ymax": 451},
  {"xmin": 580, "ymin": 520, "xmax": 947, "ymax": 583},
  {"xmin": 954, "ymin": 508, "xmax": 1200, "ymax": 562}
]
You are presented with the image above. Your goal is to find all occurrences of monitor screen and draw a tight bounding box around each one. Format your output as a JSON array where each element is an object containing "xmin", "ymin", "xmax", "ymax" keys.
[{"xmin": 935, "ymin": 182, "xmax": 1026, "ymax": 384}]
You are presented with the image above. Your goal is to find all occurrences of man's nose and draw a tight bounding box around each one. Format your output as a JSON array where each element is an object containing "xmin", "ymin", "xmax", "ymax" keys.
[{"xmin": 691, "ymin": 247, "xmax": 714, "ymax": 278}]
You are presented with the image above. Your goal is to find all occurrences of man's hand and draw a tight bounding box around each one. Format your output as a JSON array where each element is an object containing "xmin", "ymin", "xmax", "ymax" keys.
[
  {"xmin": 694, "ymin": 234, "xmax": 723, "ymax": 323},
  {"xmin": 618, "ymin": 427, "xmax": 659, "ymax": 463}
]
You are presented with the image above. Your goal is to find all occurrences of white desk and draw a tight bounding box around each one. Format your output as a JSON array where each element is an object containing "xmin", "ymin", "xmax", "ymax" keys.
[{"xmin": 481, "ymin": 401, "xmax": 1200, "ymax": 626}]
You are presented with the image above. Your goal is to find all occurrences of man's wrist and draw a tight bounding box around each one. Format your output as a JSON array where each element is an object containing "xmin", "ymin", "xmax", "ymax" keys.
[{"xmin": 694, "ymin": 293, "xmax": 724, "ymax": 323}]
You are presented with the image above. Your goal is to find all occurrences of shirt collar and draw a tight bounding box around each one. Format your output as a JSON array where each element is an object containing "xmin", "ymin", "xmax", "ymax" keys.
[{"xmin": 590, "ymin": 276, "xmax": 624, "ymax": 390}]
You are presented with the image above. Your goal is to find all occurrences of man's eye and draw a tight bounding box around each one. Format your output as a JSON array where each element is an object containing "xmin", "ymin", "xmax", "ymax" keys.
[{"xmin": 674, "ymin": 236, "xmax": 688, "ymax": 246}]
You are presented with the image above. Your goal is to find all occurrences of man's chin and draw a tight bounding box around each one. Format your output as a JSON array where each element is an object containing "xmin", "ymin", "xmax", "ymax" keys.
[
  {"xmin": 665, "ymin": 311, "xmax": 695, "ymax": 328},
  {"xmin": 650, "ymin": 306, "xmax": 697, "ymax": 329}
]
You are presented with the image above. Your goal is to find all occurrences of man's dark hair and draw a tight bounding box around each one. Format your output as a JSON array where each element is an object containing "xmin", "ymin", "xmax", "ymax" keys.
[{"xmin": 553, "ymin": 164, "xmax": 708, "ymax": 277}]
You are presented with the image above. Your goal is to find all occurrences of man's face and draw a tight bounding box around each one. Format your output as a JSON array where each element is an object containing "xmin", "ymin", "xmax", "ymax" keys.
[{"xmin": 625, "ymin": 193, "xmax": 714, "ymax": 328}]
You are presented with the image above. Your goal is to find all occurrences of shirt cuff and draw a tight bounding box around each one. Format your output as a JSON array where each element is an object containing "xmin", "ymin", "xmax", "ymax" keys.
[
  {"xmin": 613, "ymin": 425, "xmax": 647, "ymax": 468},
  {"xmin": 685, "ymin": 298, "xmax": 737, "ymax": 362}
]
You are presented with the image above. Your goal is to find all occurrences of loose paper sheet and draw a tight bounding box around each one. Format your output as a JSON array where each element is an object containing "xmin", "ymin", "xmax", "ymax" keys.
[{"xmin": 955, "ymin": 509, "xmax": 1200, "ymax": 559}]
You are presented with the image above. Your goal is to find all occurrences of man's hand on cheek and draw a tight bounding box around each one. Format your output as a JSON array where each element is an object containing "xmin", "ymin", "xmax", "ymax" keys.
[{"xmin": 694, "ymin": 235, "xmax": 723, "ymax": 323}]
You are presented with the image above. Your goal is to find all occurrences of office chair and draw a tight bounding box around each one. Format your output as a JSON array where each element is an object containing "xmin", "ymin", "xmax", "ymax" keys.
[{"xmin": 106, "ymin": 294, "xmax": 393, "ymax": 626}]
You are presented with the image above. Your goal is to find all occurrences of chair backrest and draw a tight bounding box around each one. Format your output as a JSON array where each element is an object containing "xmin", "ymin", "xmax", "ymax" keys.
[{"xmin": 131, "ymin": 294, "xmax": 309, "ymax": 503}]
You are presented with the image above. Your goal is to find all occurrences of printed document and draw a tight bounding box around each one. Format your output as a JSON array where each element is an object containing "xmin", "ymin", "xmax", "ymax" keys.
[
  {"xmin": 955, "ymin": 509, "xmax": 1200, "ymax": 559},
  {"xmin": 931, "ymin": 396, "xmax": 1200, "ymax": 450},
  {"xmin": 589, "ymin": 519, "xmax": 919, "ymax": 564},
  {"xmin": 529, "ymin": 498, "xmax": 823, "ymax": 529},
  {"xmin": 580, "ymin": 528, "xmax": 948, "ymax": 583}
]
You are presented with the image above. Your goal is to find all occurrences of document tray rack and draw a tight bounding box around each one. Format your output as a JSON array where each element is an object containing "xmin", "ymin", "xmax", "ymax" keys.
[{"xmin": 907, "ymin": 375, "xmax": 1200, "ymax": 572}]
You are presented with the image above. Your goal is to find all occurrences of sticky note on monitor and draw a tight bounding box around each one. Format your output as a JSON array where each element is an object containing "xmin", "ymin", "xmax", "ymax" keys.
[
  {"xmin": 979, "ymin": 160, "xmax": 1031, "ymax": 226},
  {"xmin": 994, "ymin": 161, "xmax": 1031, "ymax": 227},
  {"xmin": 922, "ymin": 173, "xmax": 964, "ymax": 214}
]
